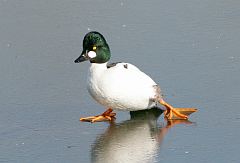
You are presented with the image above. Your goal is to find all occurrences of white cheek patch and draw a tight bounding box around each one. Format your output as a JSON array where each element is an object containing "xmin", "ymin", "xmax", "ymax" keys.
[{"xmin": 88, "ymin": 51, "xmax": 97, "ymax": 58}]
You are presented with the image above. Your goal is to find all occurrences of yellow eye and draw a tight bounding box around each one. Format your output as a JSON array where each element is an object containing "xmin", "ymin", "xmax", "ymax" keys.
[{"xmin": 93, "ymin": 46, "xmax": 97, "ymax": 50}]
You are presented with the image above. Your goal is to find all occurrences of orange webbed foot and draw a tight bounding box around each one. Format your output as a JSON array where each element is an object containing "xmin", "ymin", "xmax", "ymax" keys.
[
  {"xmin": 159, "ymin": 99, "xmax": 197, "ymax": 120},
  {"xmin": 80, "ymin": 108, "xmax": 116, "ymax": 123}
]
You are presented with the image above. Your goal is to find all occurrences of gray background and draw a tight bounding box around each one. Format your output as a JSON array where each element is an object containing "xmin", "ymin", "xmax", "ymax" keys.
[{"xmin": 1, "ymin": 0, "xmax": 240, "ymax": 162}]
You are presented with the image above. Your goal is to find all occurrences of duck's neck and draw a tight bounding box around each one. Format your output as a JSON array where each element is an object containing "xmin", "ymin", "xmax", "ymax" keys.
[{"xmin": 89, "ymin": 62, "xmax": 108, "ymax": 77}]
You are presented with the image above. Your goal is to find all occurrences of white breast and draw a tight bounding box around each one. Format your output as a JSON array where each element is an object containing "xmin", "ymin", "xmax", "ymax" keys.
[{"xmin": 87, "ymin": 62, "xmax": 159, "ymax": 111}]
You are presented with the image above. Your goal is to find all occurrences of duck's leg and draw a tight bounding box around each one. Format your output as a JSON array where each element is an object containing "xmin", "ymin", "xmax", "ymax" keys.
[
  {"xmin": 80, "ymin": 108, "xmax": 116, "ymax": 123},
  {"xmin": 159, "ymin": 99, "xmax": 197, "ymax": 120}
]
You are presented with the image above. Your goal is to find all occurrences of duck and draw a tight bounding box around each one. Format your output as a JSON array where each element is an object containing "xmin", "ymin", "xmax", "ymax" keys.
[{"xmin": 74, "ymin": 31, "xmax": 197, "ymax": 122}]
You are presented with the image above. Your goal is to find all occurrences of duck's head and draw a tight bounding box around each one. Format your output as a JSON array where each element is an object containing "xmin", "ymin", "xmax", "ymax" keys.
[{"xmin": 74, "ymin": 31, "xmax": 111, "ymax": 64}]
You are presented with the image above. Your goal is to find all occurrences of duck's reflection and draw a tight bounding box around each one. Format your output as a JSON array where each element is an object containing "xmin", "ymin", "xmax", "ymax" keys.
[{"xmin": 91, "ymin": 108, "xmax": 193, "ymax": 163}]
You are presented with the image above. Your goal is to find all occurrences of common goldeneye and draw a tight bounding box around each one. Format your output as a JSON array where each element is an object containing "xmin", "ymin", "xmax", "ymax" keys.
[{"xmin": 74, "ymin": 31, "xmax": 197, "ymax": 122}]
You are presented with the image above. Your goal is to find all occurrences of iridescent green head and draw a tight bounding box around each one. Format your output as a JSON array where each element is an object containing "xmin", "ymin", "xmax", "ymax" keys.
[{"xmin": 74, "ymin": 31, "xmax": 111, "ymax": 64}]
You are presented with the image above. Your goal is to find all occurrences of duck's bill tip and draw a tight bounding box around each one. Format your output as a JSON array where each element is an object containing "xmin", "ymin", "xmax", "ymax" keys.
[{"xmin": 74, "ymin": 55, "xmax": 88, "ymax": 63}]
